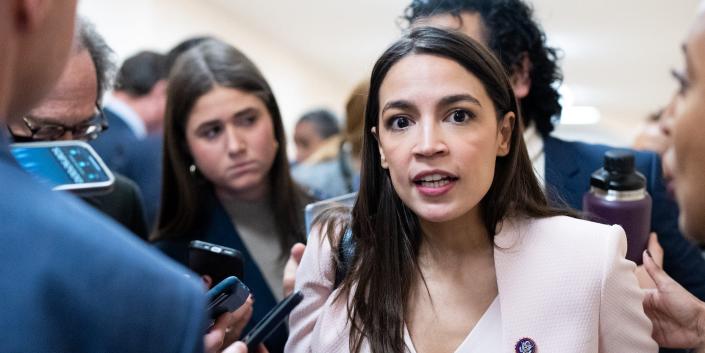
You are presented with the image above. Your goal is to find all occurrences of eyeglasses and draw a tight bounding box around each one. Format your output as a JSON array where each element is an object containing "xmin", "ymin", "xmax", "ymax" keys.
[{"xmin": 10, "ymin": 103, "xmax": 109, "ymax": 142}]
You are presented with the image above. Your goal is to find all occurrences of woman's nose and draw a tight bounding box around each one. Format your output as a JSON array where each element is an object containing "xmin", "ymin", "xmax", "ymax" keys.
[
  {"xmin": 412, "ymin": 121, "xmax": 448, "ymax": 157},
  {"xmin": 225, "ymin": 126, "xmax": 246, "ymax": 155}
]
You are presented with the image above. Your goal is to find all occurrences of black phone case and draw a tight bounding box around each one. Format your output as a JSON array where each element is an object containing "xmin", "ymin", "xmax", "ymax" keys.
[
  {"xmin": 189, "ymin": 240, "xmax": 245, "ymax": 284},
  {"xmin": 243, "ymin": 291, "xmax": 304, "ymax": 350}
]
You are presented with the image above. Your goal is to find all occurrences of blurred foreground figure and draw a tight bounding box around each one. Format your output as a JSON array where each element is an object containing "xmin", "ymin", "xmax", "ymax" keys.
[{"xmin": 0, "ymin": 2, "xmax": 209, "ymax": 352}]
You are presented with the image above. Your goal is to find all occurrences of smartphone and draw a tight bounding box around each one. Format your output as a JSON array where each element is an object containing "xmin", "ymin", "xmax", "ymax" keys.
[
  {"xmin": 10, "ymin": 140, "xmax": 114, "ymax": 194},
  {"xmin": 206, "ymin": 276, "xmax": 250, "ymax": 325},
  {"xmin": 243, "ymin": 291, "xmax": 304, "ymax": 350},
  {"xmin": 189, "ymin": 240, "xmax": 245, "ymax": 287}
]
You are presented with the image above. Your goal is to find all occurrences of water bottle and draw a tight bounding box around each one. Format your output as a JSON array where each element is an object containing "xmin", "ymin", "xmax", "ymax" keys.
[{"xmin": 583, "ymin": 150, "xmax": 652, "ymax": 265}]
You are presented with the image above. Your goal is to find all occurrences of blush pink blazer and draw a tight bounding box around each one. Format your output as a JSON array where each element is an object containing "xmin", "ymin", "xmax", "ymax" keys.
[{"xmin": 285, "ymin": 215, "xmax": 657, "ymax": 353}]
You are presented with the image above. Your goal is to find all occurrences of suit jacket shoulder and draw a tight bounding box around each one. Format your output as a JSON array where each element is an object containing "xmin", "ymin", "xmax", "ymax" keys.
[
  {"xmin": 89, "ymin": 107, "xmax": 140, "ymax": 174},
  {"xmin": 0, "ymin": 158, "xmax": 205, "ymax": 353},
  {"xmin": 123, "ymin": 134, "xmax": 163, "ymax": 228},
  {"xmin": 494, "ymin": 216, "xmax": 657, "ymax": 352}
]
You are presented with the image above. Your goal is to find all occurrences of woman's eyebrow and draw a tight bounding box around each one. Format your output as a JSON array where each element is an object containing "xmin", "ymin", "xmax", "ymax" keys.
[
  {"xmin": 381, "ymin": 100, "xmax": 415, "ymax": 114},
  {"xmin": 381, "ymin": 94, "xmax": 481, "ymax": 115},
  {"xmin": 232, "ymin": 107, "xmax": 258, "ymax": 119},
  {"xmin": 195, "ymin": 119, "xmax": 220, "ymax": 130},
  {"xmin": 438, "ymin": 94, "xmax": 481, "ymax": 107}
]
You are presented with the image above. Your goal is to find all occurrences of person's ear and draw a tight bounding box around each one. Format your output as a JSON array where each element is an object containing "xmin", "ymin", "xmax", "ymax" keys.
[
  {"xmin": 371, "ymin": 127, "xmax": 388, "ymax": 169},
  {"xmin": 510, "ymin": 53, "xmax": 532, "ymax": 99},
  {"xmin": 496, "ymin": 112, "xmax": 515, "ymax": 157},
  {"xmin": 150, "ymin": 79, "xmax": 168, "ymax": 99}
]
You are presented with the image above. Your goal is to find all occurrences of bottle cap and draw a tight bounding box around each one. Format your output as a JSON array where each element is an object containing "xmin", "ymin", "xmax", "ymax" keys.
[
  {"xmin": 590, "ymin": 149, "xmax": 646, "ymax": 192},
  {"xmin": 604, "ymin": 150, "xmax": 635, "ymax": 174}
]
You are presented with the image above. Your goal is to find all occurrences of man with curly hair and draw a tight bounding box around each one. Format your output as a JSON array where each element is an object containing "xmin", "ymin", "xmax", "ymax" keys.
[{"xmin": 405, "ymin": 1, "xmax": 705, "ymax": 351}]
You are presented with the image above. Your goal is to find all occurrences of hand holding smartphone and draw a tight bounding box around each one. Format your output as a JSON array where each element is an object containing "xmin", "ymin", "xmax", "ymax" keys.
[
  {"xmin": 189, "ymin": 240, "xmax": 245, "ymax": 287},
  {"xmin": 207, "ymin": 276, "xmax": 250, "ymax": 327},
  {"xmin": 243, "ymin": 291, "xmax": 304, "ymax": 351}
]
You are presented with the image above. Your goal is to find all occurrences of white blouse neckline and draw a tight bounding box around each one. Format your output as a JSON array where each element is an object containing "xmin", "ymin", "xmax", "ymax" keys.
[{"xmin": 403, "ymin": 295, "xmax": 502, "ymax": 353}]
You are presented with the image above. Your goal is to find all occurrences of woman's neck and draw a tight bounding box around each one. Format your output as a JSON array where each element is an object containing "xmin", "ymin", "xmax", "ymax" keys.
[
  {"xmin": 217, "ymin": 187, "xmax": 272, "ymax": 225},
  {"xmin": 418, "ymin": 208, "xmax": 492, "ymax": 266}
]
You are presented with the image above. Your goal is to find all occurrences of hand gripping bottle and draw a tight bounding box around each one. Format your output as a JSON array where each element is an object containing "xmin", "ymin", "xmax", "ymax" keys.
[{"xmin": 583, "ymin": 150, "xmax": 652, "ymax": 265}]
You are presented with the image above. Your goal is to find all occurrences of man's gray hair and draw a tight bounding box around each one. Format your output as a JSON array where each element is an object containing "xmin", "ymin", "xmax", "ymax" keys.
[{"xmin": 74, "ymin": 17, "xmax": 117, "ymax": 103}]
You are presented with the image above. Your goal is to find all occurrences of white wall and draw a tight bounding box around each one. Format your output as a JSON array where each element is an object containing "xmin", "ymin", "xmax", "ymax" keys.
[
  {"xmin": 80, "ymin": 0, "xmax": 696, "ymax": 150},
  {"xmin": 79, "ymin": 0, "xmax": 352, "ymax": 143}
]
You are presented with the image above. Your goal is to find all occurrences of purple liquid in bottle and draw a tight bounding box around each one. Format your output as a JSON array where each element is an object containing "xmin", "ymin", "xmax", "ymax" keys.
[{"xmin": 582, "ymin": 150, "xmax": 652, "ymax": 265}]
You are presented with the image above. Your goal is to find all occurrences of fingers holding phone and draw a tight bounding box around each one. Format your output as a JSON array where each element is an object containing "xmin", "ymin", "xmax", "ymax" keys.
[
  {"xmin": 207, "ymin": 277, "xmax": 250, "ymax": 326},
  {"xmin": 205, "ymin": 310, "xmax": 234, "ymax": 353},
  {"xmin": 223, "ymin": 295, "xmax": 254, "ymax": 347},
  {"xmin": 206, "ymin": 299, "xmax": 256, "ymax": 353},
  {"xmin": 204, "ymin": 277, "xmax": 253, "ymax": 352}
]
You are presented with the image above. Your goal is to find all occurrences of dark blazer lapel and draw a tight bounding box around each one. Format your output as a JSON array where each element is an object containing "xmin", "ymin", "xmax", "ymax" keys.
[
  {"xmin": 203, "ymin": 199, "xmax": 286, "ymax": 349},
  {"xmin": 543, "ymin": 136, "xmax": 584, "ymax": 210}
]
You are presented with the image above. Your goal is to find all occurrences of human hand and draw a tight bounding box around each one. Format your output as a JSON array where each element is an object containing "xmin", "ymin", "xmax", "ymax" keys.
[
  {"xmin": 643, "ymin": 248, "xmax": 705, "ymax": 348},
  {"xmin": 222, "ymin": 295, "xmax": 254, "ymax": 347},
  {"xmin": 201, "ymin": 274, "xmax": 213, "ymax": 289},
  {"xmin": 222, "ymin": 341, "xmax": 270, "ymax": 353},
  {"xmin": 635, "ymin": 233, "xmax": 663, "ymax": 289},
  {"xmin": 283, "ymin": 243, "xmax": 306, "ymax": 297},
  {"xmin": 204, "ymin": 310, "xmax": 233, "ymax": 353}
]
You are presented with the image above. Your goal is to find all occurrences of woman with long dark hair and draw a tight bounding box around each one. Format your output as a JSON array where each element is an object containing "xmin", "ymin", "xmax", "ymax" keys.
[
  {"xmin": 285, "ymin": 27, "xmax": 656, "ymax": 353},
  {"xmin": 152, "ymin": 38, "xmax": 310, "ymax": 353}
]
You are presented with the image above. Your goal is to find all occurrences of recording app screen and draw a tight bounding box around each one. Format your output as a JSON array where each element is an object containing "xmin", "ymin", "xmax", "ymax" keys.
[{"xmin": 11, "ymin": 145, "xmax": 110, "ymax": 187}]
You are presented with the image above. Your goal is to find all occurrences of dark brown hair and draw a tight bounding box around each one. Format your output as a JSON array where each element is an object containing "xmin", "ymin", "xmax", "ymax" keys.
[
  {"xmin": 331, "ymin": 27, "xmax": 572, "ymax": 353},
  {"xmin": 152, "ymin": 38, "xmax": 306, "ymax": 257},
  {"xmin": 404, "ymin": 0, "xmax": 563, "ymax": 137},
  {"xmin": 344, "ymin": 80, "xmax": 369, "ymax": 159}
]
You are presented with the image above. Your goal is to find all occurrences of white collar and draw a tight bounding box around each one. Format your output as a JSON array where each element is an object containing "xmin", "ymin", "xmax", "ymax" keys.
[
  {"xmin": 522, "ymin": 122, "xmax": 546, "ymax": 188},
  {"xmin": 523, "ymin": 122, "xmax": 543, "ymax": 161}
]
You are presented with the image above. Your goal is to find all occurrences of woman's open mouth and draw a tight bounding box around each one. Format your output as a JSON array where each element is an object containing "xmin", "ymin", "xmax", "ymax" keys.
[{"xmin": 413, "ymin": 172, "xmax": 459, "ymax": 196}]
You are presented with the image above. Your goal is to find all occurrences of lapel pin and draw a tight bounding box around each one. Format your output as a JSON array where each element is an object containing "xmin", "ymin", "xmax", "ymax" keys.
[{"xmin": 515, "ymin": 337, "xmax": 537, "ymax": 353}]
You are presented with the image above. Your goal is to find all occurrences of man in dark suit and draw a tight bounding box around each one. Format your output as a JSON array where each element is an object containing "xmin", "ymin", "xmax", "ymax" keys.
[
  {"xmin": 90, "ymin": 51, "xmax": 167, "ymax": 174},
  {"xmin": 7, "ymin": 18, "xmax": 149, "ymax": 240},
  {"xmin": 405, "ymin": 2, "xmax": 705, "ymax": 347},
  {"xmin": 122, "ymin": 132, "xmax": 163, "ymax": 226},
  {"xmin": 0, "ymin": 1, "xmax": 231, "ymax": 352},
  {"xmin": 86, "ymin": 51, "xmax": 168, "ymax": 229}
]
